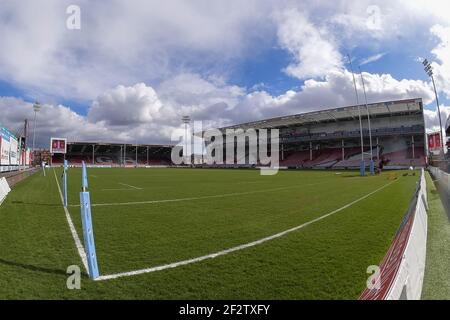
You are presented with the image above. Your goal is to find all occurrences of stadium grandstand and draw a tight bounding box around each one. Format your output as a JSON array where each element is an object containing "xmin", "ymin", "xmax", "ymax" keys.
[
  {"xmin": 216, "ymin": 98, "xmax": 426, "ymax": 170},
  {"xmin": 52, "ymin": 142, "xmax": 172, "ymax": 167},
  {"xmin": 50, "ymin": 98, "xmax": 426, "ymax": 171}
]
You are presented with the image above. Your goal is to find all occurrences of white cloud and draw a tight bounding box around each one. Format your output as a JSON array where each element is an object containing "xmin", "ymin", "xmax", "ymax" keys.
[
  {"xmin": 276, "ymin": 9, "xmax": 343, "ymax": 79},
  {"xmin": 430, "ymin": 24, "xmax": 450, "ymax": 99},
  {"xmin": 0, "ymin": 96, "xmax": 116, "ymax": 147},
  {"xmin": 0, "ymin": 0, "xmax": 274, "ymax": 101},
  {"xmin": 88, "ymin": 83, "xmax": 162, "ymax": 126},
  {"xmin": 0, "ymin": 1, "xmax": 446, "ymax": 149},
  {"xmin": 424, "ymin": 106, "xmax": 450, "ymax": 134},
  {"xmin": 228, "ymin": 70, "xmax": 434, "ymax": 122},
  {"xmin": 0, "ymin": 67, "xmax": 436, "ymax": 148},
  {"xmin": 360, "ymin": 52, "xmax": 387, "ymax": 66}
]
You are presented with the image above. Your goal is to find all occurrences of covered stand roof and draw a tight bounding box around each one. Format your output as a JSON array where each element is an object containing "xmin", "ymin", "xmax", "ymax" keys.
[
  {"xmin": 65, "ymin": 142, "xmax": 172, "ymax": 154},
  {"xmin": 219, "ymin": 98, "xmax": 423, "ymax": 131}
]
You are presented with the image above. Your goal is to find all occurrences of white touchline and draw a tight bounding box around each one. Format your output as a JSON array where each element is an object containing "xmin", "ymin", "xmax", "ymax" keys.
[
  {"xmin": 70, "ymin": 182, "xmax": 327, "ymax": 208},
  {"xmin": 118, "ymin": 182, "xmax": 142, "ymax": 190},
  {"xmin": 95, "ymin": 180, "xmax": 397, "ymax": 281},
  {"xmin": 53, "ymin": 169, "xmax": 89, "ymax": 274}
]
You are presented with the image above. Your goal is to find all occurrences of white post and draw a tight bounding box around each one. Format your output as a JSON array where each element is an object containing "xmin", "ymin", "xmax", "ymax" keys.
[
  {"xmin": 348, "ymin": 54, "xmax": 365, "ymax": 176},
  {"xmin": 377, "ymin": 137, "xmax": 380, "ymax": 161},
  {"xmin": 309, "ymin": 141, "xmax": 312, "ymax": 161}
]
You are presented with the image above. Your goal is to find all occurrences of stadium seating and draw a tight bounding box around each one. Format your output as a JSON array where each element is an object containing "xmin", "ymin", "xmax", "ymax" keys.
[
  {"xmin": 302, "ymin": 148, "xmax": 342, "ymax": 168},
  {"xmin": 333, "ymin": 147, "xmax": 376, "ymax": 168},
  {"xmin": 280, "ymin": 151, "xmax": 311, "ymax": 166},
  {"xmin": 383, "ymin": 147, "xmax": 426, "ymax": 167}
]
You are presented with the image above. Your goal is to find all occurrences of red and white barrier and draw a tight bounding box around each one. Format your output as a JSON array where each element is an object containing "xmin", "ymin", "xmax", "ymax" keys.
[{"xmin": 360, "ymin": 169, "xmax": 428, "ymax": 300}]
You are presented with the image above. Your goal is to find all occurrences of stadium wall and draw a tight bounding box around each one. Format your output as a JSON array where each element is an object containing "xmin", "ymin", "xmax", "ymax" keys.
[
  {"xmin": 360, "ymin": 169, "xmax": 428, "ymax": 300},
  {"xmin": 0, "ymin": 168, "xmax": 38, "ymax": 188},
  {"xmin": 429, "ymin": 166, "xmax": 450, "ymax": 194}
]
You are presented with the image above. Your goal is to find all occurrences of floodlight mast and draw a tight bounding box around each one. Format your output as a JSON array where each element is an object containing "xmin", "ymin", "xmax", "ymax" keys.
[
  {"xmin": 359, "ymin": 67, "xmax": 374, "ymax": 175},
  {"xmin": 348, "ymin": 54, "xmax": 365, "ymax": 176},
  {"xmin": 422, "ymin": 59, "xmax": 445, "ymax": 156},
  {"xmin": 182, "ymin": 116, "xmax": 191, "ymax": 164},
  {"xmin": 32, "ymin": 101, "xmax": 41, "ymax": 164}
]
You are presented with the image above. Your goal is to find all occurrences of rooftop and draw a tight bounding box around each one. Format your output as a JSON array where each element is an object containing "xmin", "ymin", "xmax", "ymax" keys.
[{"xmin": 220, "ymin": 98, "xmax": 423, "ymax": 131}]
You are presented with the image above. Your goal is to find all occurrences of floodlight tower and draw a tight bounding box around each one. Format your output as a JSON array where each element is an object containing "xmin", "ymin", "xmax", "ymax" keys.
[
  {"xmin": 182, "ymin": 116, "xmax": 191, "ymax": 164},
  {"xmin": 347, "ymin": 54, "xmax": 365, "ymax": 176},
  {"xmin": 32, "ymin": 102, "xmax": 41, "ymax": 165},
  {"xmin": 359, "ymin": 67, "xmax": 374, "ymax": 175},
  {"xmin": 422, "ymin": 59, "xmax": 445, "ymax": 156}
]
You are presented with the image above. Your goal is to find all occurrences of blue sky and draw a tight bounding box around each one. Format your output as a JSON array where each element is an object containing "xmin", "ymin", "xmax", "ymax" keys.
[{"xmin": 0, "ymin": 0, "xmax": 449, "ymax": 146}]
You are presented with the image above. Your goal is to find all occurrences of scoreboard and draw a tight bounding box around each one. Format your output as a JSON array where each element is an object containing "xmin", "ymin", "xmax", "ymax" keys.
[{"xmin": 50, "ymin": 138, "xmax": 67, "ymax": 154}]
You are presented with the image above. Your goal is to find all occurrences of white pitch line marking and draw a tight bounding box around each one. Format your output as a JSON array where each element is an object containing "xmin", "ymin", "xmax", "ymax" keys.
[
  {"xmin": 53, "ymin": 169, "xmax": 89, "ymax": 273},
  {"xmin": 95, "ymin": 180, "xmax": 397, "ymax": 281},
  {"xmin": 118, "ymin": 182, "xmax": 142, "ymax": 190},
  {"xmin": 70, "ymin": 182, "xmax": 326, "ymax": 208}
]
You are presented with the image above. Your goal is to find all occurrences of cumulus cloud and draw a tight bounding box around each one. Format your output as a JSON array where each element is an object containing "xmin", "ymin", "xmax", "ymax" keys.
[
  {"xmin": 88, "ymin": 83, "xmax": 162, "ymax": 126},
  {"xmin": 430, "ymin": 24, "xmax": 450, "ymax": 99},
  {"xmin": 0, "ymin": 66, "xmax": 437, "ymax": 148},
  {"xmin": 227, "ymin": 70, "xmax": 434, "ymax": 123},
  {"xmin": 424, "ymin": 105, "xmax": 450, "ymax": 133},
  {"xmin": 0, "ymin": 1, "xmax": 447, "ymax": 148},
  {"xmin": 0, "ymin": 96, "xmax": 115, "ymax": 147},
  {"xmin": 276, "ymin": 9, "xmax": 343, "ymax": 79},
  {"xmin": 0, "ymin": 0, "xmax": 274, "ymax": 100}
]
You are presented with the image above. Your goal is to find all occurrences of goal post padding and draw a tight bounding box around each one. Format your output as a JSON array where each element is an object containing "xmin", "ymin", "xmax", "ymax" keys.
[{"xmin": 79, "ymin": 161, "xmax": 100, "ymax": 279}]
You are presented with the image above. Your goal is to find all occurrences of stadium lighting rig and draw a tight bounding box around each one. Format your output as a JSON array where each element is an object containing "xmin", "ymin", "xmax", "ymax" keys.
[
  {"xmin": 347, "ymin": 54, "xmax": 365, "ymax": 176},
  {"xmin": 422, "ymin": 59, "xmax": 445, "ymax": 156},
  {"xmin": 359, "ymin": 67, "xmax": 375, "ymax": 175},
  {"xmin": 31, "ymin": 101, "xmax": 41, "ymax": 164},
  {"xmin": 182, "ymin": 115, "xmax": 191, "ymax": 164}
]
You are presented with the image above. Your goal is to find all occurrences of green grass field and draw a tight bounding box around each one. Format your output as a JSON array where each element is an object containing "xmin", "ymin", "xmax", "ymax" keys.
[{"xmin": 0, "ymin": 167, "xmax": 419, "ymax": 299}]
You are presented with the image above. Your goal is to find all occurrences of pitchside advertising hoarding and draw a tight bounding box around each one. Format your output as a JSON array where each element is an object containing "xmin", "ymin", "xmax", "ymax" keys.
[
  {"xmin": 50, "ymin": 138, "xmax": 67, "ymax": 154},
  {"xmin": 0, "ymin": 126, "xmax": 30, "ymax": 171},
  {"xmin": 0, "ymin": 127, "xmax": 12, "ymax": 166},
  {"xmin": 428, "ymin": 132, "xmax": 442, "ymax": 152},
  {"xmin": 9, "ymin": 135, "xmax": 18, "ymax": 165}
]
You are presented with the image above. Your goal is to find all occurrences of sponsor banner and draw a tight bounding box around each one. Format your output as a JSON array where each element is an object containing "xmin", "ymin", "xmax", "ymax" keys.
[
  {"xmin": 50, "ymin": 138, "xmax": 67, "ymax": 154},
  {"xmin": 0, "ymin": 127, "xmax": 11, "ymax": 166},
  {"xmin": 428, "ymin": 132, "xmax": 441, "ymax": 152},
  {"xmin": 9, "ymin": 135, "xmax": 18, "ymax": 165},
  {"xmin": 26, "ymin": 149, "xmax": 31, "ymax": 166}
]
